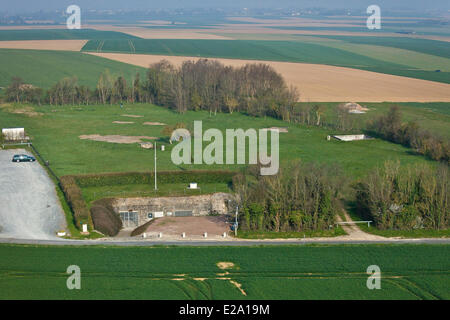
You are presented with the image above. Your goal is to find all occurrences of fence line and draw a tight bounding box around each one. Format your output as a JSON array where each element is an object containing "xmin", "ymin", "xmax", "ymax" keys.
[{"xmin": 29, "ymin": 143, "xmax": 61, "ymax": 185}]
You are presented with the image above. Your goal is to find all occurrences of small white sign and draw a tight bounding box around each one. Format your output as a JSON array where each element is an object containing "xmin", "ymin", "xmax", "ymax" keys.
[{"xmin": 189, "ymin": 183, "xmax": 198, "ymax": 189}]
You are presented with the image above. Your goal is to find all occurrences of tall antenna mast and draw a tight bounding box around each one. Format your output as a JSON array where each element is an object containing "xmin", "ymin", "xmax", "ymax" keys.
[{"xmin": 154, "ymin": 141, "xmax": 157, "ymax": 190}]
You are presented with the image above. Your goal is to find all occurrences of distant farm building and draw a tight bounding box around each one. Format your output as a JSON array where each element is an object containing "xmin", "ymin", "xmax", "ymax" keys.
[
  {"xmin": 332, "ymin": 134, "xmax": 372, "ymax": 141},
  {"xmin": 1, "ymin": 128, "xmax": 28, "ymax": 141},
  {"xmin": 340, "ymin": 102, "xmax": 369, "ymax": 114}
]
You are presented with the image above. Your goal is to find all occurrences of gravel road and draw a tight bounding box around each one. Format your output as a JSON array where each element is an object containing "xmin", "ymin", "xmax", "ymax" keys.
[{"xmin": 0, "ymin": 149, "xmax": 66, "ymax": 239}]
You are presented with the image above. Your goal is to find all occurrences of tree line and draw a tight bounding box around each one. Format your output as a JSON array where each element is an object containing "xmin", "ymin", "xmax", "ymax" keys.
[
  {"xmin": 4, "ymin": 59, "xmax": 299, "ymax": 117},
  {"xmin": 355, "ymin": 161, "xmax": 449, "ymax": 230},
  {"xmin": 233, "ymin": 161, "xmax": 343, "ymax": 232},
  {"xmin": 369, "ymin": 106, "xmax": 449, "ymax": 163},
  {"xmin": 3, "ymin": 59, "xmax": 367, "ymax": 133}
]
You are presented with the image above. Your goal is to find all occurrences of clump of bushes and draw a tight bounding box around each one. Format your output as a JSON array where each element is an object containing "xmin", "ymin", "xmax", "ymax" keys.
[
  {"xmin": 234, "ymin": 161, "xmax": 343, "ymax": 232},
  {"xmin": 59, "ymin": 176, "xmax": 90, "ymax": 229},
  {"xmin": 90, "ymin": 198, "xmax": 122, "ymax": 236},
  {"xmin": 369, "ymin": 106, "xmax": 449, "ymax": 163},
  {"xmin": 355, "ymin": 161, "xmax": 449, "ymax": 230}
]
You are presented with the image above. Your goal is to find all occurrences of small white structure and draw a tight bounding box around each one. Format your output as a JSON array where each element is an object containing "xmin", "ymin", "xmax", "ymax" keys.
[
  {"xmin": 140, "ymin": 142, "xmax": 153, "ymax": 149},
  {"xmin": 82, "ymin": 224, "xmax": 88, "ymax": 233},
  {"xmin": 333, "ymin": 134, "xmax": 372, "ymax": 142},
  {"xmin": 153, "ymin": 211, "xmax": 164, "ymax": 218},
  {"xmin": 170, "ymin": 129, "xmax": 190, "ymax": 144},
  {"xmin": 182, "ymin": 232, "xmax": 186, "ymax": 238},
  {"xmin": 158, "ymin": 232, "xmax": 163, "ymax": 238},
  {"xmin": 223, "ymin": 232, "xmax": 227, "ymax": 238},
  {"xmin": 188, "ymin": 183, "xmax": 198, "ymax": 189},
  {"xmin": 57, "ymin": 231, "xmax": 66, "ymax": 237},
  {"xmin": 161, "ymin": 145, "xmax": 165, "ymax": 151},
  {"xmin": 203, "ymin": 232, "xmax": 208, "ymax": 238},
  {"xmin": 2, "ymin": 128, "xmax": 27, "ymax": 141},
  {"xmin": 341, "ymin": 102, "xmax": 369, "ymax": 114}
]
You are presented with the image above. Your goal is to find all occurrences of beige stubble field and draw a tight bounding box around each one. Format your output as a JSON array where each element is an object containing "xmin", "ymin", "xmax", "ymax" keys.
[{"xmin": 85, "ymin": 52, "xmax": 450, "ymax": 102}]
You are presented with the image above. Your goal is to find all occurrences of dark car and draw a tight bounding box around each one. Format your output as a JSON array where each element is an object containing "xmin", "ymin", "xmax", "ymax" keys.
[{"xmin": 12, "ymin": 154, "xmax": 36, "ymax": 162}]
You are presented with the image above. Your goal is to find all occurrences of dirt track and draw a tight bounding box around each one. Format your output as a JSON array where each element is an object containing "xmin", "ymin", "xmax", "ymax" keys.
[{"xmin": 86, "ymin": 52, "xmax": 450, "ymax": 102}]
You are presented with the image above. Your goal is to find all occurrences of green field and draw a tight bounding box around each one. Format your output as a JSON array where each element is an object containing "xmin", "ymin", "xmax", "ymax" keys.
[
  {"xmin": 0, "ymin": 103, "xmax": 440, "ymax": 178},
  {"xmin": 0, "ymin": 29, "xmax": 139, "ymax": 41},
  {"xmin": 81, "ymin": 38, "xmax": 450, "ymax": 83},
  {"xmin": 0, "ymin": 244, "xmax": 448, "ymax": 299},
  {"xmin": 0, "ymin": 49, "xmax": 145, "ymax": 88}
]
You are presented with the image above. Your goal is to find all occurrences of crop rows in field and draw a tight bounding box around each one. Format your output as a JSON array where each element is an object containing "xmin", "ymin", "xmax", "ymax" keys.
[
  {"xmin": 0, "ymin": 244, "xmax": 448, "ymax": 299},
  {"xmin": 81, "ymin": 38, "xmax": 450, "ymax": 83},
  {"xmin": 0, "ymin": 29, "xmax": 139, "ymax": 41},
  {"xmin": 0, "ymin": 49, "xmax": 145, "ymax": 88}
]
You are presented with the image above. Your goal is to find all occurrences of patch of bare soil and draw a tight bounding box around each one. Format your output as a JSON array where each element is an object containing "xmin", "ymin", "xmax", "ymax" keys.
[
  {"xmin": 122, "ymin": 114, "xmax": 143, "ymax": 118},
  {"xmin": 79, "ymin": 134, "xmax": 157, "ymax": 144},
  {"xmin": 217, "ymin": 262, "xmax": 235, "ymax": 270},
  {"xmin": 112, "ymin": 121, "xmax": 134, "ymax": 124},
  {"xmin": 1, "ymin": 105, "xmax": 43, "ymax": 117},
  {"xmin": 229, "ymin": 280, "xmax": 247, "ymax": 296},
  {"xmin": 143, "ymin": 121, "xmax": 166, "ymax": 126},
  {"xmin": 86, "ymin": 52, "xmax": 450, "ymax": 102},
  {"xmin": 145, "ymin": 216, "xmax": 230, "ymax": 236},
  {"xmin": 0, "ymin": 40, "xmax": 88, "ymax": 51}
]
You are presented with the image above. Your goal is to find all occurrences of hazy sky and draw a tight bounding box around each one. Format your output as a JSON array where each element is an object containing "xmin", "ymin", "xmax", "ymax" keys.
[{"xmin": 3, "ymin": 0, "xmax": 450, "ymax": 13}]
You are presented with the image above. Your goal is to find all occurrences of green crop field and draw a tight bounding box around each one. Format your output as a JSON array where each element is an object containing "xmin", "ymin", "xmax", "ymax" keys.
[
  {"xmin": 0, "ymin": 244, "xmax": 448, "ymax": 299},
  {"xmin": 0, "ymin": 29, "xmax": 139, "ymax": 41},
  {"xmin": 81, "ymin": 38, "xmax": 450, "ymax": 83},
  {"xmin": 0, "ymin": 102, "xmax": 440, "ymax": 178},
  {"xmin": 0, "ymin": 49, "xmax": 145, "ymax": 88}
]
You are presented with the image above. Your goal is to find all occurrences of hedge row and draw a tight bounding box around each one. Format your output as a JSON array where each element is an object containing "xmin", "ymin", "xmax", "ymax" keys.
[
  {"xmin": 59, "ymin": 176, "xmax": 90, "ymax": 230},
  {"xmin": 90, "ymin": 198, "xmax": 122, "ymax": 236},
  {"xmin": 73, "ymin": 170, "xmax": 236, "ymax": 188}
]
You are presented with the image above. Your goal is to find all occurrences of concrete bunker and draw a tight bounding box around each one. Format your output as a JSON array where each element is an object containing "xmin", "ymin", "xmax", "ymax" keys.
[
  {"xmin": 113, "ymin": 193, "xmax": 233, "ymax": 228},
  {"xmin": 332, "ymin": 134, "xmax": 372, "ymax": 141}
]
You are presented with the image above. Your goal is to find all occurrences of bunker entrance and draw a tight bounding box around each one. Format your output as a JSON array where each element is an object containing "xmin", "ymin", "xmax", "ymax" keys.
[
  {"xmin": 174, "ymin": 211, "xmax": 193, "ymax": 217},
  {"xmin": 120, "ymin": 211, "xmax": 138, "ymax": 228}
]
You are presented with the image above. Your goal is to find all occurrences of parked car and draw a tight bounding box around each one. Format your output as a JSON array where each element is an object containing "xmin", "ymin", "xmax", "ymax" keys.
[{"xmin": 12, "ymin": 154, "xmax": 36, "ymax": 162}]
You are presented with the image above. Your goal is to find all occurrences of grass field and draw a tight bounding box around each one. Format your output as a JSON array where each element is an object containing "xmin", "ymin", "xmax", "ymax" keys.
[
  {"xmin": 314, "ymin": 102, "xmax": 450, "ymax": 139},
  {"xmin": 0, "ymin": 49, "xmax": 145, "ymax": 88},
  {"xmin": 0, "ymin": 103, "xmax": 440, "ymax": 178},
  {"xmin": 0, "ymin": 244, "xmax": 448, "ymax": 299},
  {"xmin": 82, "ymin": 183, "xmax": 232, "ymax": 206},
  {"xmin": 81, "ymin": 38, "xmax": 450, "ymax": 83}
]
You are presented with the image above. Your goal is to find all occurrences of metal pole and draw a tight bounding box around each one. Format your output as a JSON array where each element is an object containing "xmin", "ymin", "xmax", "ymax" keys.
[
  {"xmin": 235, "ymin": 206, "xmax": 238, "ymax": 237},
  {"xmin": 154, "ymin": 141, "xmax": 157, "ymax": 190}
]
